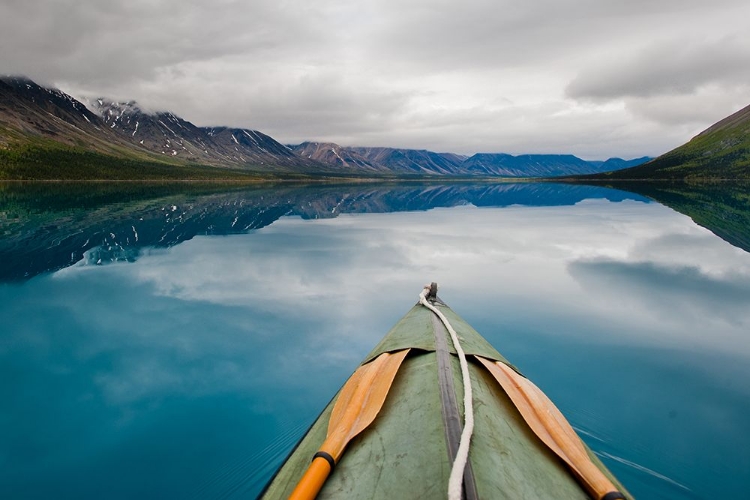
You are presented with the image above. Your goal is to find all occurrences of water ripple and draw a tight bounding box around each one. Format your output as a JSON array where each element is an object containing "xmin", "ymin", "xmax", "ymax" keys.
[
  {"xmin": 596, "ymin": 451, "xmax": 691, "ymax": 492},
  {"xmin": 189, "ymin": 420, "xmax": 309, "ymax": 500}
]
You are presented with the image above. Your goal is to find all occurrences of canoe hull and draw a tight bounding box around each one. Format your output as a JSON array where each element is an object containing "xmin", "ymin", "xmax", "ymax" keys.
[{"xmin": 261, "ymin": 302, "xmax": 631, "ymax": 499}]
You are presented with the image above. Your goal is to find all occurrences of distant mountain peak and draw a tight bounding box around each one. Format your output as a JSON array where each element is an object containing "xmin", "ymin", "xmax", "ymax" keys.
[
  {"xmin": 1, "ymin": 75, "xmax": 95, "ymax": 116},
  {"xmin": 291, "ymin": 141, "xmax": 377, "ymax": 170},
  {"xmin": 286, "ymin": 144, "xmax": 645, "ymax": 177},
  {"xmin": 88, "ymin": 98, "xmax": 142, "ymax": 117}
]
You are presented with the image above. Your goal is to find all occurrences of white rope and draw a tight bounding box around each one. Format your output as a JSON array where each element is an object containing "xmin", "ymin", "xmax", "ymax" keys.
[{"xmin": 419, "ymin": 286, "xmax": 474, "ymax": 500}]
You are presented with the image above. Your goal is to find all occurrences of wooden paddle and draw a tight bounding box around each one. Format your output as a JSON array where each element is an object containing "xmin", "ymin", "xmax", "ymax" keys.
[
  {"xmin": 289, "ymin": 348, "xmax": 410, "ymax": 500},
  {"xmin": 476, "ymin": 356, "xmax": 625, "ymax": 500}
]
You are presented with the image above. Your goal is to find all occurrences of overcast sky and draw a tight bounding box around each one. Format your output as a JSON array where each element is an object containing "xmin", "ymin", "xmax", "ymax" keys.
[{"xmin": 2, "ymin": 0, "xmax": 749, "ymax": 159}]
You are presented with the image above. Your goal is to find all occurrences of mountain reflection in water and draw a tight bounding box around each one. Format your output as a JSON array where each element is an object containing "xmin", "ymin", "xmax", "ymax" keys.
[
  {"xmin": 0, "ymin": 182, "xmax": 646, "ymax": 282},
  {"xmin": 598, "ymin": 181, "xmax": 750, "ymax": 254}
]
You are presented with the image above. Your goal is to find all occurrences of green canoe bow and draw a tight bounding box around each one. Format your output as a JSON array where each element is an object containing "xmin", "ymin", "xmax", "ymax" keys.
[{"xmin": 261, "ymin": 296, "xmax": 631, "ymax": 499}]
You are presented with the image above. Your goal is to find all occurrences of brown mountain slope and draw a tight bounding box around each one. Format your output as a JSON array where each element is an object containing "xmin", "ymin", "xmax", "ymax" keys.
[
  {"xmin": 0, "ymin": 77, "xmax": 347, "ymax": 178},
  {"xmin": 0, "ymin": 77, "xmax": 158, "ymax": 158},
  {"xmin": 291, "ymin": 142, "xmax": 381, "ymax": 171}
]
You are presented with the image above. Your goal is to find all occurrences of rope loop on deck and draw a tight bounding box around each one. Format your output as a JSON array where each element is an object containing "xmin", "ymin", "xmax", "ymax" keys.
[{"xmin": 419, "ymin": 285, "xmax": 474, "ymax": 500}]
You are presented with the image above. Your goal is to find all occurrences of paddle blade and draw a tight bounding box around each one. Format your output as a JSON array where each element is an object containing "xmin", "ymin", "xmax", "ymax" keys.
[
  {"xmin": 476, "ymin": 356, "xmax": 622, "ymax": 500},
  {"xmin": 289, "ymin": 349, "xmax": 410, "ymax": 500},
  {"xmin": 326, "ymin": 349, "xmax": 410, "ymax": 457}
]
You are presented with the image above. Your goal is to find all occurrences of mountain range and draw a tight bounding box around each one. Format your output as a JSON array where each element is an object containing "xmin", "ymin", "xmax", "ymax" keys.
[
  {"xmin": 1, "ymin": 76, "xmax": 650, "ymax": 179},
  {"xmin": 88, "ymin": 98, "xmax": 315, "ymax": 171}
]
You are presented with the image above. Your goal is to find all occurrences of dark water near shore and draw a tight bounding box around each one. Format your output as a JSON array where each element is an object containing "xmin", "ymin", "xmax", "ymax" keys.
[{"xmin": 1, "ymin": 182, "xmax": 749, "ymax": 499}]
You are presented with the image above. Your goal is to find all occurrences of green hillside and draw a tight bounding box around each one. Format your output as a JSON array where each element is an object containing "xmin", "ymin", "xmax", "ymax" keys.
[
  {"xmin": 590, "ymin": 104, "xmax": 750, "ymax": 180},
  {"xmin": 0, "ymin": 137, "xmax": 265, "ymax": 180}
]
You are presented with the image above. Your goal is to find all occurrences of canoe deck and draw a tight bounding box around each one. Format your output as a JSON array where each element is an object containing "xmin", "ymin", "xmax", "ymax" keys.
[{"xmin": 261, "ymin": 300, "xmax": 631, "ymax": 499}]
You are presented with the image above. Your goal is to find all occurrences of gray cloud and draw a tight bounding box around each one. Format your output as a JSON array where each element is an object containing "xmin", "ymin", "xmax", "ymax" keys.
[
  {"xmin": 566, "ymin": 37, "xmax": 750, "ymax": 101},
  {"xmin": 0, "ymin": 0, "xmax": 318, "ymax": 84},
  {"xmin": 568, "ymin": 259, "xmax": 750, "ymax": 328},
  {"xmin": 2, "ymin": 0, "xmax": 750, "ymax": 159}
]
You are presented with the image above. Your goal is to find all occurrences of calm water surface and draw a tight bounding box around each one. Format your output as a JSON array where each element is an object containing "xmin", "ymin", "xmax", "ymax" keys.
[{"xmin": 0, "ymin": 183, "xmax": 748, "ymax": 499}]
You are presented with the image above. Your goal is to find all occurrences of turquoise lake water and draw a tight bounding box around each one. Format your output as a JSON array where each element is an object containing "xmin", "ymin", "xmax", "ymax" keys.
[{"xmin": 1, "ymin": 183, "xmax": 748, "ymax": 499}]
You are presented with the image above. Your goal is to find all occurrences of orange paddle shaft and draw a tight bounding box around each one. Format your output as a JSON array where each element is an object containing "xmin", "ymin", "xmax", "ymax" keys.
[
  {"xmin": 289, "ymin": 457, "xmax": 332, "ymax": 500},
  {"xmin": 289, "ymin": 349, "xmax": 410, "ymax": 500}
]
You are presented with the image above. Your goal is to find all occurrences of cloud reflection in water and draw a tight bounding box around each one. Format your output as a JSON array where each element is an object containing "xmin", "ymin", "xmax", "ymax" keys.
[{"xmin": 2, "ymin": 195, "xmax": 749, "ymax": 498}]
